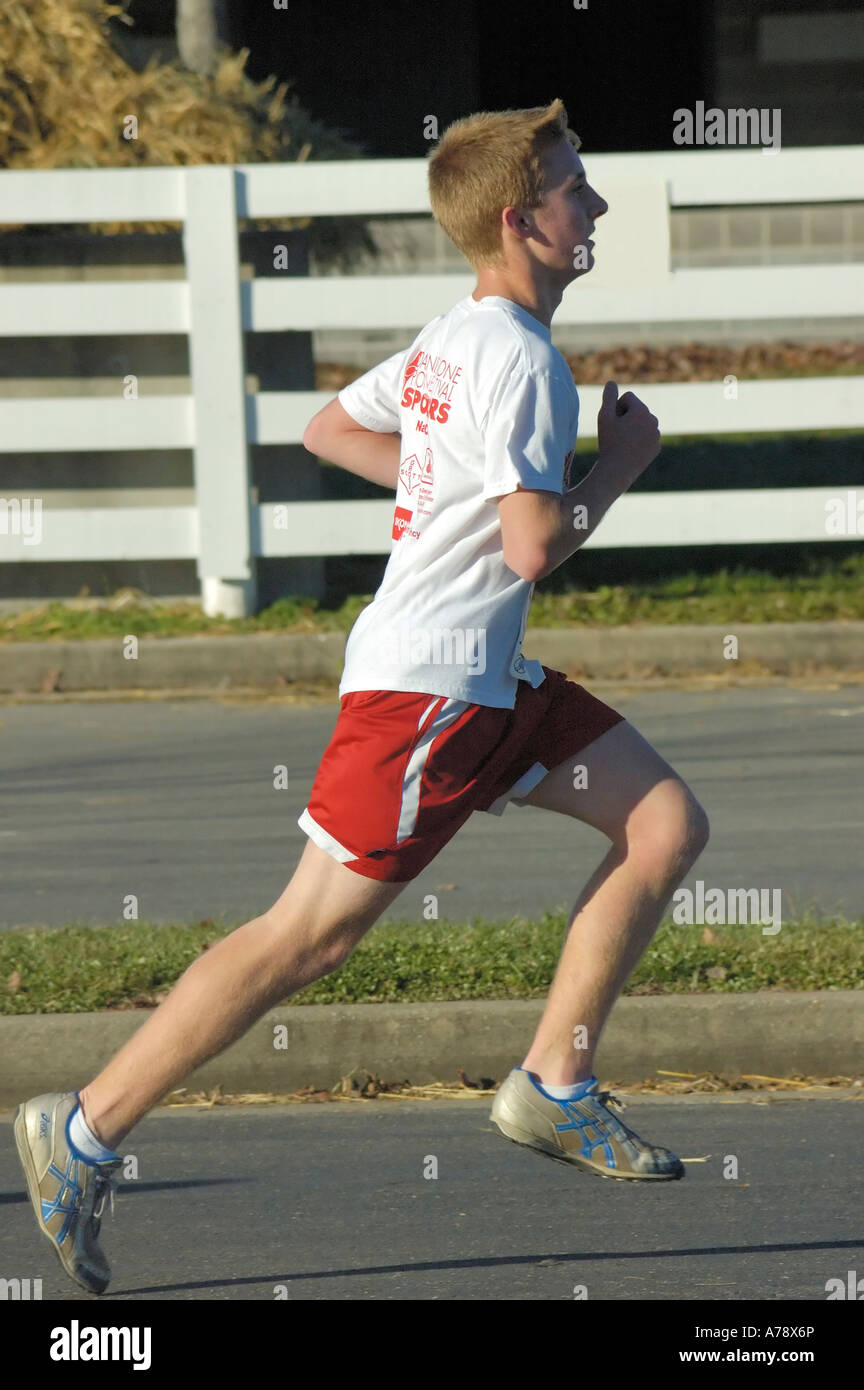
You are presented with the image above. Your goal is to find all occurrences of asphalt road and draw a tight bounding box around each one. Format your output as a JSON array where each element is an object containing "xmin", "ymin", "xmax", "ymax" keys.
[
  {"xmin": 1, "ymin": 683, "xmax": 862, "ymax": 929},
  {"xmin": 2, "ymin": 1096, "xmax": 862, "ymax": 1302}
]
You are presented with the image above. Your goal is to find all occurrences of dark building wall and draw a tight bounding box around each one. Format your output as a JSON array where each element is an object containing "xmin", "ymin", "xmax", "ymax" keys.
[
  {"xmin": 471, "ymin": 0, "xmax": 712, "ymax": 153},
  {"xmin": 712, "ymin": 0, "xmax": 864, "ymax": 146},
  {"xmin": 233, "ymin": 0, "xmax": 710, "ymax": 156},
  {"xmin": 124, "ymin": 0, "xmax": 861, "ymax": 155},
  {"xmin": 235, "ymin": 0, "xmax": 482, "ymax": 157}
]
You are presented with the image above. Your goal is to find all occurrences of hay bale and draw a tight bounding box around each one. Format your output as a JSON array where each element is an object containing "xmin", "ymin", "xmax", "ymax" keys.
[{"xmin": 0, "ymin": 0, "xmax": 376, "ymax": 267}]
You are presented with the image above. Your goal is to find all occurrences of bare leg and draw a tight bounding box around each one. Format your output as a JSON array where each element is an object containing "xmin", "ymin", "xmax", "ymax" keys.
[
  {"xmin": 77, "ymin": 841, "xmax": 407, "ymax": 1149},
  {"xmin": 518, "ymin": 721, "xmax": 710, "ymax": 1086}
]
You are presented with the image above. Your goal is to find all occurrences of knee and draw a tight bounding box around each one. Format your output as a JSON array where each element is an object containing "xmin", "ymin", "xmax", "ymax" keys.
[
  {"xmin": 317, "ymin": 934, "xmax": 357, "ymax": 976},
  {"xmin": 265, "ymin": 909, "xmax": 360, "ymax": 985},
  {"xmin": 627, "ymin": 783, "xmax": 710, "ymax": 871},
  {"xmin": 684, "ymin": 799, "xmax": 710, "ymax": 860},
  {"xmin": 294, "ymin": 929, "xmax": 358, "ymax": 983}
]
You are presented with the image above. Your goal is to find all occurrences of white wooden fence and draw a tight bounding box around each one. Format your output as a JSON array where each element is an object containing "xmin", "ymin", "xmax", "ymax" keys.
[{"xmin": 0, "ymin": 147, "xmax": 862, "ymax": 616}]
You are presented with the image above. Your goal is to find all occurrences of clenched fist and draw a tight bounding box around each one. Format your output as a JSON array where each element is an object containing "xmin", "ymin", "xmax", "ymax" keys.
[{"xmin": 596, "ymin": 379, "xmax": 661, "ymax": 489}]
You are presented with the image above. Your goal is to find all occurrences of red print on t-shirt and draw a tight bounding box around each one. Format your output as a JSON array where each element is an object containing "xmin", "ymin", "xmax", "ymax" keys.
[{"xmin": 400, "ymin": 351, "xmax": 462, "ymax": 426}]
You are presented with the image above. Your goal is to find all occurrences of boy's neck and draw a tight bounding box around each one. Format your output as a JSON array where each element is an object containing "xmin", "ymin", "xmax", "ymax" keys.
[{"xmin": 471, "ymin": 267, "xmax": 564, "ymax": 331}]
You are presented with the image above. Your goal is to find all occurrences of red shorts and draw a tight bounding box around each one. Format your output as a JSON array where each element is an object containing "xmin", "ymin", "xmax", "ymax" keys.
[{"xmin": 297, "ymin": 666, "xmax": 626, "ymax": 882}]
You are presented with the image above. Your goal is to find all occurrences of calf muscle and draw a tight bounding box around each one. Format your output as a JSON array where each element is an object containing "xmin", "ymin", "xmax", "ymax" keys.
[{"xmin": 79, "ymin": 843, "xmax": 407, "ymax": 1150}]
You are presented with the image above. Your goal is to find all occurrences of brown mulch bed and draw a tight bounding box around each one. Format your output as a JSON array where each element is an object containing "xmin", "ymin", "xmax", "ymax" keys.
[{"xmin": 317, "ymin": 341, "xmax": 864, "ymax": 392}]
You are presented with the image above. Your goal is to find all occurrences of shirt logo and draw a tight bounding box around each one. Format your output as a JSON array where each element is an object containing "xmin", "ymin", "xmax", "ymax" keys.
[
  {"xmin": 398, "ymin": 454, "xmax": 424, "ymax": 493},
  {"xmin": 398, "ymin": 450, "xmax": 435, "ymax": 525},
  {"xmin": 403, "ymin": 350, "xmax": 422, "ymax": 386},
  {"xmin": 417, "ymin": 447, "xmax": 434, "ymax": 517},
  {"xmin": 392, "ymin": 505, "xmax": 413, "ymax": 540},
  {"xmin": 399, "ymin": 350, "xmax": 462, "ymax": 425}
]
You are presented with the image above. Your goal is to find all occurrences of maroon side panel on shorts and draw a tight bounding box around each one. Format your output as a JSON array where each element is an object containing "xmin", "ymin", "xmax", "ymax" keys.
[{"xmin": 474, "ymin": 668, "xmax": 626, "ymax": 810}]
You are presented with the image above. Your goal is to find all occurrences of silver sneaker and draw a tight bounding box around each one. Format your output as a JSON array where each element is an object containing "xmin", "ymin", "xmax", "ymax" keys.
[
  {"xmin": 491, "ymin": 1069, "xmax": 685, "ymax": 1181},
  {"xmin": 14, "ymin": 1092, "xmax": 121, "ymax": 1294}
]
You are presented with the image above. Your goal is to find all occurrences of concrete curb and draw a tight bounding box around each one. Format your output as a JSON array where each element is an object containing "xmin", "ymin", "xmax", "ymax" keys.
[
  {"xmin": 2, "ymin": 622, "xmax": 864, "ymax": 692},
  {"xmin": 0, "ymin": 993, "xmax": 860, "ymax": 1105}
]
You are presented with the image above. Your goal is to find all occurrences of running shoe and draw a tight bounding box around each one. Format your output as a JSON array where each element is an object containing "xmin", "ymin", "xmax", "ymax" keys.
[
  {"xmin": 14, "ymin": 1092, "xmax": 122, "ymax": 1294},
  {"xmin": 490, "ymin": 1068, "xmax": 685, "ymax": 1180}
]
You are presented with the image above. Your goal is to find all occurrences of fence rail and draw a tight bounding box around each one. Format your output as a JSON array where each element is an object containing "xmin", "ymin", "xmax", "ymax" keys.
[{"xmin": 1, "ymin": 150, "xmax": 863, "ymax": 616}]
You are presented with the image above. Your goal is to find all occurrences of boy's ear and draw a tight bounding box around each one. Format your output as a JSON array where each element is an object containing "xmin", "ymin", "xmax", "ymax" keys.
[{"xmin": 502, "ymin": 205, "xmax": 530, "ymax": 237}]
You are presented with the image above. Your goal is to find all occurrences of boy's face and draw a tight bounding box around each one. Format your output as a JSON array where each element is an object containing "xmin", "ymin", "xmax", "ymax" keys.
[{"xmin": 514, "ymin": 139, "xmax": 608, "ymax": 281}]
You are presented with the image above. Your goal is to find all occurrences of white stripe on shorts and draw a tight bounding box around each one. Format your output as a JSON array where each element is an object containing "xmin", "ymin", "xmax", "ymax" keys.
[
  {"xmin": 482, "ymin": 760, "xmax": 549, "ymax": 816},
  {"xmin": 396, "ymin": 697, "xmax": 470, "ymax": 844},
  {"xmin": 297, "ymin": 807, "xmax": 358, "ymax": 862}
]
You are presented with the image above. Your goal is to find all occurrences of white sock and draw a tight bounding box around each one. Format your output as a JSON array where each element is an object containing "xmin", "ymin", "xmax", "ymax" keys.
[
  {"xmin": 68, "ymin": 1099, "xmax": 118, "ymax": 1163},
  {"xmin": 522, "ymin": 1070, "xmax": 596, "ymax": 1100}
]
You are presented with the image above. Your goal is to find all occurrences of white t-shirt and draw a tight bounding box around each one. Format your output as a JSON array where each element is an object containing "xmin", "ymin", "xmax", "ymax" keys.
[{"xmin": 335, "ymin": 294, "xmax": 580, "ymax": 709}]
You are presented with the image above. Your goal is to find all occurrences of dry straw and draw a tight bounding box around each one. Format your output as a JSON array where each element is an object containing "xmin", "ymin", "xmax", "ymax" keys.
[{"xmin": 0, "ymin": 0, "xmax": 375, "ymax": 263}]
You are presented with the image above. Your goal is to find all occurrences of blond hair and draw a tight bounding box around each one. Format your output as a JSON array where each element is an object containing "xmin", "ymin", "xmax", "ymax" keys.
[{"xmin": 427, "ymin": 98, "xmax": 581, "ymax": 271}]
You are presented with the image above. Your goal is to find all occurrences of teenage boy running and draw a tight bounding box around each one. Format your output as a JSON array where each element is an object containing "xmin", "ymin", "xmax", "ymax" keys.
[{"xmin": 15, "ymin": 98, "xmax": 709, "ymax": 1295}]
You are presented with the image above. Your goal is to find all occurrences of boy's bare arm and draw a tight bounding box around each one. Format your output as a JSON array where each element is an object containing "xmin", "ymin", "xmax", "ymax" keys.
[
  {"xmin": 303, "ymin": 398, "xmax": 401, "ymax": 490},
  {"xmin": 498, "ymin": 380, "xmax": 661, "ymax": 582}
]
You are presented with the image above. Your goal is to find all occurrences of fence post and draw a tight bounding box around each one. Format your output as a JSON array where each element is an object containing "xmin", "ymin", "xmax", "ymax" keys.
[
  {"xmin": 243, "ymin": 225, "xmax": 325, "ymax": 605},
  {"xmin": 183, "ymin": 165, "xmax": 256, "ymax": 618}
]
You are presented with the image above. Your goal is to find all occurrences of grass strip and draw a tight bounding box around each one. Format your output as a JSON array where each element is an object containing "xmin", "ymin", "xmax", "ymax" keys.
[
  {"xmin": 1, "ymin": 914, "xmax": 860, "ymax": 1014},
  {"xmin": 2, "ymin": 553, "xmax": 864, "ymax": 641}
]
